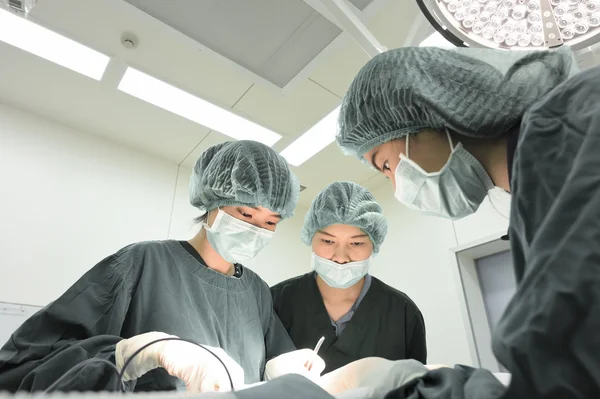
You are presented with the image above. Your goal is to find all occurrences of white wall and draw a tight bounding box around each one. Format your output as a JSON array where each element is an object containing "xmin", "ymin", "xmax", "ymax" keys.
[
  {"xmin": 0, "ymin": 104, "xmax": 310, "ymax": 307},
  {"xmin": 0, "ymin": 103, "xmax": 178, "ymax": 305}
]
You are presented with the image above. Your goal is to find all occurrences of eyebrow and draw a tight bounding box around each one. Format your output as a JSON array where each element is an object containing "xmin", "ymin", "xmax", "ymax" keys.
[
  {"xmin": 351, "ymin": 234, "xmax": 369, "ymax": 238},
  {"xmin": 317, "ymin": 231, "xmax": 335, "ymax": 237},
  {"xmin": 370, "ymin": 150, "xmax": 382, "ymax": 172}
]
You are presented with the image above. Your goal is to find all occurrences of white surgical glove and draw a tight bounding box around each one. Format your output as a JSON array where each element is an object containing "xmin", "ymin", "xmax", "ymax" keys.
[
  {"xmin": 319, "ymin": 357, "xmax": 428, "ymax": 397},
  {"xmin": 115, "ymin": 332, "xmax": 244, "ymax": 392},
  {"xmin": 264, "ymin": 349, "xmax": 326, "ymax": 382},
  {"xmin": 425, "ymin": 364, "xmax": 451, "ymax": 370}
]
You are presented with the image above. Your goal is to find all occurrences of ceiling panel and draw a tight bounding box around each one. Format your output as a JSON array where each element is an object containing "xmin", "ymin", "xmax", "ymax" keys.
[
  {"xmin": 367, "ymin": 0, "xmax": 421, "ymax": 48},
  {"xmin": 291, "ymin": 143, "xmax": 377, "ymax": 208},
  {"xmin": 124, "ymin": 0, "xmax": 342, "ymax": 88},
  {"xmin": 32, "ymin": 0, "xmax": 254, "ymax": 107},
  {"xmin": 301, "ymin": 0, "xmax": 423, "ymax": 132},
  {"xmin": 0, "ymin": 42, "xmax": 211, "ymax": 163},
  {"xmin": 233, "ymin": 80, "xmax": 340, "ymax": 150},
  {"xmin": 179, "ymin": 131, "xmax": 233, "ymax": 169},
  {"xmin": 359, "ymin": 173, "xmax": 390, "ymax": 195},
  {"xmin": 308, "ymin": 40, "xmax": 370, "ymax": 98}
]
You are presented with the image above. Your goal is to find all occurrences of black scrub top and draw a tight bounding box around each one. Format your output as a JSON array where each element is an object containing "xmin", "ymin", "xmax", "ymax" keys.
[{"xmin": 271, "ymin": 273, "xmax": 426, "ymax": 373}]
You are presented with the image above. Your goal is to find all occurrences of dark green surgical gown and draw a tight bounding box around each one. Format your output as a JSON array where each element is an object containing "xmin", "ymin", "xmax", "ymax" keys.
[
  {"xmin": 271, "ymin": 272, "xmax": 426, "ymax": 373},
  {"xmin": 0, "ymin": 240, "xmax": 295, "ymax": 392},
  {"xmin": 386, "ymin": 66, "xmax": 600, "ymax": 399}
]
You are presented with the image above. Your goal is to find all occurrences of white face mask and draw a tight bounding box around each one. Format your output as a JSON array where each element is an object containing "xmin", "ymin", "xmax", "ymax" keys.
[
  {"xmin": 394, "ymin": 130, "xmax": 494, "ymax": 220},
  {"xmin": 312, "ymin": 253, "xmax": 370, "ymax": 289},
  {"xmin": 204, "ymin": 209, "xmax": 274, "ymax": 264}
]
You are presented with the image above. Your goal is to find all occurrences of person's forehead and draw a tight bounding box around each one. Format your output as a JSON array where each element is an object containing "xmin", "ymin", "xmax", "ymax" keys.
[{"xmin": 319, "ymin": 224, "xmax": 367, "ymax": 237}]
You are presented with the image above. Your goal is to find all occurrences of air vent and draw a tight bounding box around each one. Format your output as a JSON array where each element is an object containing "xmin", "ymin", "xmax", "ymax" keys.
[
  {"xmin": 300, "ymin": 185, "xmax": 306, "ymax": 192},
  {"xmin": 8, "ymin": 0, "xmax": 23, "ymax": 9},
  {"xmin": 350, "ymin": 0, "xmax": 377, "ymax": 12},
  {"xmin": 5, "ymin": 0, "xmax": 36, "ymax": 14}
]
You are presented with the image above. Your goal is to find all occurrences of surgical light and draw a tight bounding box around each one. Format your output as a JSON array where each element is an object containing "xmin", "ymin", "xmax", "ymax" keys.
[{"xmin": 417, "ymin": 0, "xmax": 600, "ymax": 49}]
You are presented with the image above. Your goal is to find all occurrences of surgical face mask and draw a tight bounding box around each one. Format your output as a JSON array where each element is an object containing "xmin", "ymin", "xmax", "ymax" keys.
[
  {"xmin": 203, "ymin": 209, "xmax": 274, "ymax": 264},
  {"xmin": 394, "ymin": 130, "xmax": 494, "ymax": 220},
  {"xmin": 312, "ymin": 253, "xmax": 370, "ymax": 289}
]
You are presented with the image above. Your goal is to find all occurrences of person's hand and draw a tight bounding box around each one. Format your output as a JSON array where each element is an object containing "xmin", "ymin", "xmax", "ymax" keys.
[
  {"xmin": 426, "ymin": 364, "xmax": 451, "ymax": 370},
  {"xmin": 159, "ymin": 340, "xmax": 244, "ymax": 392},
  {"xmin": 264, "ymin": 349, "xmax": 326, "ymax": 382},
  {"xmin": 318, "ymin": 357, "xmax": 429, "ymax": 396},
  {"xmin": 115, "ymin": 332, "xmax": 244, "ymax": 392},
  {"xmin": 116, "ymin": 331, "xmax": 173, "ymax": 382}
]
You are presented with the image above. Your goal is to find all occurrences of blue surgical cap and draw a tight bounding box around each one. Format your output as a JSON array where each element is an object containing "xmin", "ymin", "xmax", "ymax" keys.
[
  {"xmin": 190, "ymin": 140, "xmax": 300, "ymax": 219},
  {"xmin": 301, "ymin": 181, "xmax": 387, "ymax": 254},
  {"xmin": 336, "ymin": 46, "xmax": 576, "ymax": 160}
]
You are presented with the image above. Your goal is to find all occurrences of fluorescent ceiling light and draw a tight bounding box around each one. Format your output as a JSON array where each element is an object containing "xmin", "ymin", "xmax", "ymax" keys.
[
  {"xmin": 118, "ymin": 68, "xmax": 282, "ymax": 146},
  {"xmin": 280, "ymin": 106, "xmax": 340, "ymax": 167},
  {"xmin": 419, "ymin": 31, "xmax": 455, "ymax": 48},
  {"xmin": 0, "ymin": 8, "xmax": 109, "ymax": 80}
]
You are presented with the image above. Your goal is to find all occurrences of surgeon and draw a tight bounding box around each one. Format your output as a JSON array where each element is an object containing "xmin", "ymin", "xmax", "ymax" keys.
[
  {"xmin": 336, "ymin": 45, "xmax": 600, "ymax": 398},
  {"xmin": 271, "ymin": 181, "xmax": 426, "ymax": 373},
  {"xmin": 0, "ymin": 140, "xmax": 324, "ymax": 393}
]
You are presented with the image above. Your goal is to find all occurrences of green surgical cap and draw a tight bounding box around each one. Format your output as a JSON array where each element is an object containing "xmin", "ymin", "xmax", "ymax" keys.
[
  {"xmin": 336, "ymin": 46, "xmax": 577, "ymax": 160},
  {"xmin": 190, "ymin": 140, "xmax": 300, "ymax": 219},
  {"xmin": 301, "ymin": 181, "xmax": 387, "ymax": 254}
]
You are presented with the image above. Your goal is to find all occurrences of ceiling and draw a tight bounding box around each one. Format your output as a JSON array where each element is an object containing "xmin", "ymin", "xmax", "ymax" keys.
[{"xmin": 0, "ymin": 0, "xmax": 424, "ymax": 208}]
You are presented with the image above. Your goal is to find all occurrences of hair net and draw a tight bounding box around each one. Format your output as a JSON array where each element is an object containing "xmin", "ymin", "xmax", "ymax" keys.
[
  {"xmin": 189, "ymin": 140, "xmax": 300, "ymax": 219},
  {"xmin": 336, "ymin": 46, "xmax": 578, "ymax": 159},
  {"xmin": 301, "ymin": 181, "xmax": 387, "ymax": 253}
]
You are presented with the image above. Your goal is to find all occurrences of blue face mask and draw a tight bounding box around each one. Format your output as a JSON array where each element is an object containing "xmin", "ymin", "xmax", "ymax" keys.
[
  {"xmin": 312, "ymin": 253, "xmax": 370, "ymax": 289},
  {"xmin": 204, "ymin": 209, "xmax": 274, "ymax": 264}
]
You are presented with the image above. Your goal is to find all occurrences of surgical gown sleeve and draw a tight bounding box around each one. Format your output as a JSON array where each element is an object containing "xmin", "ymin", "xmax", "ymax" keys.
[
  {"xmin": 491, "ymin": 65, "xmax": 600, "ymax": 398},
  {"xmin": 264, "ymin": 306, "xmax": 296, "ymax": 363},
  {"xmin": 406, "ymin": 311, "xmax": 427, "ymax": 364},
  {"xmin": 0, "ymin": 250, "xmax": 136, "ymax": 392}
]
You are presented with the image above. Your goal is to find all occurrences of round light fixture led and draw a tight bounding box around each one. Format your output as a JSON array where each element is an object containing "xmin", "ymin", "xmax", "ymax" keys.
[{"xmin": 417, "ymin": 0, "xmax": 600, "ymax": 49}]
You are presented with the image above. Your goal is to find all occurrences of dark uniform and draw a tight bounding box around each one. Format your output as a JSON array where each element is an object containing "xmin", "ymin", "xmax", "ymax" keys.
[
  {"xmin": 271, "ymin": 272, "xmax": 426, "ymax": 373},
  {"xmin": 0, "ymin": 240, "xmax": 294, "ymax": 392}
]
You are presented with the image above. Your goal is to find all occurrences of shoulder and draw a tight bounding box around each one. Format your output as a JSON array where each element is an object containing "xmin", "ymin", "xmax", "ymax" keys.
[
  {"xmin": 526, "ymin": 67, "xmax": 600, "ymax": 127},
  {"xmin": 113, "ymin": 240, "xmax": 179, "ymax": 259},
  {"xmin": 270, "ymin": 273, "xmax": 313, "ymax": 298},
  {"xmin": 107, "ymin": 240, "xmax": 179, "ymax": 274},
  {"xmin": 371, "ymin": 276, "xmax": 423, "ymax": 316}
]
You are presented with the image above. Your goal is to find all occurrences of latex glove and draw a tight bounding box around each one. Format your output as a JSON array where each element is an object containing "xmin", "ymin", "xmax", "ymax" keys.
[
  {"xmin": 493, "ymin": 372, "xmax": 512, "ymax": 387},
  {"xmin": 116, "ymin": 332, "xmax": 244, "ymax": 392},
  {"xmin": 318, "ymin": 357, "xmax": 428, "ymax": 397},
  {"xmin": 425, "ymin": 364, "xmax": 451, "ymax": 370},
  {"xmin": 159, "ymin": 340, "xmax": 245, "ymax": 392},
  {"xmin": 116, "ymin": 331, "xmax": 173, "ymax": 381},
  {"xmin": 264, "ymin": 349, "xmax": 326, "ymax": 382}
]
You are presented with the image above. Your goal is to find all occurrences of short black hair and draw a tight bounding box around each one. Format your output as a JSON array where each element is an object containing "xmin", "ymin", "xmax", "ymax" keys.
[{"xmin": 194, "ymin": 214, "xmax": 207, "ymax": 224}]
